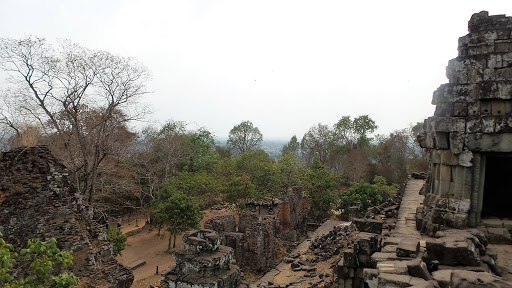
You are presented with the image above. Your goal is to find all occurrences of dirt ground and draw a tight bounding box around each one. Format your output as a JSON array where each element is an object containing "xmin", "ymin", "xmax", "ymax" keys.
[{"xmin": 115, "ymin": 209, "xmax": 235, "ymax": 288}]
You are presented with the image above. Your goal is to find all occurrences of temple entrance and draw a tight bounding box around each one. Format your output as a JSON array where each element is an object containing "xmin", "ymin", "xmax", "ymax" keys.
[{"xmin": 481, "ymin": 155, "xmax": 512, "ymax": 218}]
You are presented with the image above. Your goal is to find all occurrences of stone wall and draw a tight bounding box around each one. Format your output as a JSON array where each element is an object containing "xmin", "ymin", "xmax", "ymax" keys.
[
  {"xmin": 0, "ymin": 146, "xmax": 133, "ymax": 288},
  {"xmin": 160, "ymin": 229, "xmax": 241, "ymax": 288},
  {"xmin": 418, "ymin": 11, "xmax": 512, "ymax": 235}
]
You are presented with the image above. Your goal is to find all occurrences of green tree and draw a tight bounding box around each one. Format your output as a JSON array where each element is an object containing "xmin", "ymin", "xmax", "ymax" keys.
[
  {"xmin": 338, "ymin": 180, "xmax": 383, "ymax": 218},
  {"xmin": 153, "ymin": 190, "xmax": 203, "ymax": 250},
  {"xmin": 302, "ymin": 158, "xmax": 339, "ymax": 222},
  {"xmin": 234, "ymin": 150, "xmax": 278, "ymax": 200},
  {"xmin": 106, "ymin": 228, "xmax": 127, "ymax": 256},
  {"xmin": 163, "ymin": 170, "xmax": 224, "ymax": 209},
  {"xmin": 281, "ymin": 135, "xmax": 300, "ymax": 156},
  {"xmin": 0, "ymin": 234, "xmax": 79, "ymax": 288},
  {"xmin": 227, "ymin": 121, "xmax": 263, "ymax": 155},
  {"xmin": 223, "ymin": 175, "xmax": 256, "ymax": 212},
  {"xmin": 276, "ymin": 152, "xmax": 305, "ymax": 195},
  {"xmin": 180, "ymin": 128, "xmax": 219, "ymax": 173}
]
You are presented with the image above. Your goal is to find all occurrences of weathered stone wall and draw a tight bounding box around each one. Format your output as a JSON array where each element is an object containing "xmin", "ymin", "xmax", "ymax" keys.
[
  {"xmin": 418, "ymin": 11, "xmax": 512, "ymax": 235},
  {"xmin": 0, "ymin": 146, "xmax": 133, "ymax": 288},
  {"xmin": 275, "ymin": 186, "xmax": 307, "ymax": 241},
  {"xmin": 241, "ymin": 218, "xmax": 278, "ymax": 272},
  {"xmin": 160, "ymin": 229, "xmax": 241, "ymax": 288}
]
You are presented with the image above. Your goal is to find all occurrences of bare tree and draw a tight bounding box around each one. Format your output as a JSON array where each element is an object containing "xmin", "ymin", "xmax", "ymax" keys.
[{"xmin": 0, "ymin": 36, "xmax": 150, "ymax": 204}]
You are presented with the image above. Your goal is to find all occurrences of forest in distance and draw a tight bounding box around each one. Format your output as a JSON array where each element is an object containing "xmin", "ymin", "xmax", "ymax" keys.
[{"xmin": 0, "ymin": 36, "xmax": 427, "ymax": 229}]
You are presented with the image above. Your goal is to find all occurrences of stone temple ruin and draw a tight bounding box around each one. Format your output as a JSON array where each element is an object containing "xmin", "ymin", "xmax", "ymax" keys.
[
  {"xmin": 0, "ymin": 146, "xmax": 133, "ymax": 287},
  {"xmin": 160, "ymin": 229, "xmax": 241, "ymax": 288},
  {"xmin": 417, "ymin": 11, "xmax": 512, "ymax": 237}
]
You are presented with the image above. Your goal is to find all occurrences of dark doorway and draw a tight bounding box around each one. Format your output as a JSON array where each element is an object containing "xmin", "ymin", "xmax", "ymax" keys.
[{"xmin": 482, "ymin": 156, "xmax": 512, "ymax": 218}]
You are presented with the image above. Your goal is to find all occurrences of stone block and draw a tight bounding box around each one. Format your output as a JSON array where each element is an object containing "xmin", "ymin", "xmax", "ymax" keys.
[
  {"xmin": 407, "ymin": 258, "xmax": 433, "ymax": 281},
  {"xmin": 355, "ymin": 232, "xmax": 380, "ymax": 256},
  {"xmin": 363, "ymin": 268, "xmax": 379, "ymax": 288},
  {"xmin": 377, "ymin": 261, "xmax": 409, "ymax": 275},
  {"xmin": 396, "ymin": 238, "xmax": 420, "ymax": 258},
  {"xmin": 449, "ymin": 133, "xmax": 465, "ymax": 154},
  {"xmin": 466, "ymin": 117, "xmax": 482, "ymax": 133},
  {"xmin": 480, "ymin": 100, "xmax": 492, "ymax": 114},
  {"xmin": 439, "ymin": 165, "xmax": 452, "ymax": 182},
  {"xmin": 425, "ymin": 238, "xmax": 481, "ymax": 266},
  {"xmin": 486, "ymin": 227, "xmax": 512, "ymax": 244},
  {"xmin": 353, "ymin": 218, "xmax": 383, "ymax": 234},
  {"xmin": 377, "ymin": 273, "xmax": 412, "ymax": 288},
  {"xmin": 467, "ymin": 102, "xmax": 480, "ymax": 116},
  {"xmin": 435, "ymin": 103, "xmax": 454, "ymax": 117},
  {"xmin": 458, "ymin": 151, "xmax": 473, "ymax": 167},
  {"xmin": 432, "ymin": 84, "xmax": 478, "ymax": 104},
  {"xmin": 451, "ymin": 166, "xmax": 472, "ymax": 185},
  {"xmin": 450, "ymin": 270, "xmax": 512, "ymax": 288},
  {"xmin": 495, "ymin": 116, "xmax": 512, "ymax": 132},
  {"xmin": 492, "ymin": 100, "xmax": 507, "ymax": 115},
  {"xmin": 430, "ymin": 117, "xmax": 466, "ymax": 133},
  {"xmin": 466, "ymin": 133, "xmax": 512, "ymax": 152},
  {"xmin": 431, "ymin": 150, "xmax": 459, "ymax": 165},
  {"xmin": 343, "ymin": 248, "xmax": 357, "ymax": 267},
  {"xmin": 496, "ymin": 67, "xmax": 512, "ymax": 81},
  {"xmin": 432, "ymin": 269, "xmax": 453, "ymax": 288},
  {"xmin": 453, "ymin": 103, "xmax": 467, "ymax": 117},
  {"xmin": 337, "ymin": 259, "xmax": 350, "ymax": 279},
  {"xmin": 481, "ymin": 116, "xmax": 496, "ymax": 133}
]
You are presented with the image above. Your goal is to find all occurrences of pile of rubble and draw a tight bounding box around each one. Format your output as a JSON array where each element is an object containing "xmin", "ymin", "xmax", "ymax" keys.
[{"xmin": 309, "ymin": 223, "xmax": 357, "ymax": 261}]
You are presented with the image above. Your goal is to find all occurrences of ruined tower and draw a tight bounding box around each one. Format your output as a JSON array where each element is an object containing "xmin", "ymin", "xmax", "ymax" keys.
[{"xmin": 418, "ymin": 11, "xmax": 512, "ymax": 234}]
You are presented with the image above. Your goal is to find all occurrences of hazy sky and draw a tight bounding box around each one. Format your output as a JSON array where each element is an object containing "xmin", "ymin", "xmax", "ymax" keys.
[{"xmin": 1, "ymin": 1, "xmax": 511, "ymax": 140}]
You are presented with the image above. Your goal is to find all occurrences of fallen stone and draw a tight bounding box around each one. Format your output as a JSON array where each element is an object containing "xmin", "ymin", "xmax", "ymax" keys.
[
  {"xmin": 353, "ymin": 218, "xmax": 384, "ymax": 234},
  {"xmin": 407, "ymin": 258, "xmax": 433, "ymax": 281},
  {"xmin": 363, "ymin": 268, "xmax": 378, "ymax": 288},
  {"xmin": 397, "ymin": 238, "xmax": 420, "ymax": 258},
  {"xmin": 432, "ymin": 269, "xmax": 454, "ymax": 288},
  {"xmin": 425, "ymin": 238, "xmax": 481, "ymax": 266},
  {"xmin": 486, "ymin": 227, "xmax": 512, "ymax": 244},
  {"xmin": 377, "ymin": 261, "xmax": 409, "ymax": 275},
  {"xmin": 450, "ymin": 270, "xmax": 512, "ymax": 287}
]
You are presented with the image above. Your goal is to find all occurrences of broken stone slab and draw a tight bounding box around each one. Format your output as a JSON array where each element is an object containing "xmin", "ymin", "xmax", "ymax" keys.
[
  {"xmin": 371, "ymin": 252, "xmax": 414, "ymax": 265},
  {"xmin": 382, "ymin": 245, "xmax": 398, "ymax": 253},
  {"xmin": 408, "ymin": 280, "xmax": 441, "ymax": 288},
  {"xmin": 397, "ymin": 238, "xmax": 420, "ymax": 258},
  {"xmin": 450, "ymin": 270, "xmax": 512, "ymax": 287},
  {"xmin": 353, "ymin": 218, "xmax": 384, "ymax": 234},
  {"xmin": 363, "ymin": 268, "xmax": 378, "ymax": 288},
  {"xmin": 432, "ymin": 269, "xmax": 455, "ymax": 288},
  {"xmin": 435, "ymin": 229, "xmax": 487, "ymax": 255},
  {"xmin": 407, "ymin": 258, "xmax": 433, "ymax": 281},
  {"xmin": 377, "ymin": 261, "xmax": 409, "ymax": 275},
  {"xmin": 425, "ymin": 238, "xmax": 481, "ymax": 266},
  {"xmin": 438, "ymin": 264, "xmax": 489, "ymax": 273},
  {"xmin": 378, "ymin": 273, "xmax": 438, "ymax": 288},
  {"xmin": 485, "ymin": 227, "xmax": 512, "ymax": 244}
]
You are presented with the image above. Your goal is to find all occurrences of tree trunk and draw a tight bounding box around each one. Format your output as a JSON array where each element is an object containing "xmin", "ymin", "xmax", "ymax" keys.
[
  {"xmin": 173, "ymin": 234, "xmax": 177, "ymax": 248},
  {"xmin": 158, "ymin": 224, "xmax": 162, "ymax": 236},
  {"xmin": 168, "ymin": 233, "xmax": 172, "ymax": 250}
]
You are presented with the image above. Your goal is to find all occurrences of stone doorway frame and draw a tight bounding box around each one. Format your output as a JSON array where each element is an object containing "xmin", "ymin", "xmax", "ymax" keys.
[{"xmin": 469, "ymin": 152, "xmax": 512, "ymax": 227}]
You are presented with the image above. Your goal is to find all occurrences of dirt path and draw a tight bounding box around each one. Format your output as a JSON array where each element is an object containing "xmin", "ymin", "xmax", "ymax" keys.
[{"xmin": 115, "ymin": 209, "xmax": 235, "ymax": 288}]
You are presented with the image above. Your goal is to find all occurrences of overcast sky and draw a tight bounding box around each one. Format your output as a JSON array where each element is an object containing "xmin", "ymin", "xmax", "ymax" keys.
[{"xmin": 1, "ymin": 1, "xmax": 511, "ymax": 140}]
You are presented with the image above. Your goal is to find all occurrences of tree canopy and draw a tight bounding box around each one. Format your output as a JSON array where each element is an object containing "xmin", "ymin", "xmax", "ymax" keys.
[{"xmin": 227, "ymin": 121, "xmax": 263, "ymax": 155}]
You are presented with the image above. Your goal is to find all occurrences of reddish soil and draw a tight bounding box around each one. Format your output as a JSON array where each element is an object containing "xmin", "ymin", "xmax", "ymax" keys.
[{"xmin": 115, "ymin": 209, "xmax": 235, "ymax": 288}]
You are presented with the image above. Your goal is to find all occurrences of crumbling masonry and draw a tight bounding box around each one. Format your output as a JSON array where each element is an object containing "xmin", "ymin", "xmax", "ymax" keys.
[
  {"xmin": 0, "ymin": 146, "xmax": 133, "ymax": 287},
  {"xmin": 418, "ymin": 11, "xmax": 512, "ymax": 235}
]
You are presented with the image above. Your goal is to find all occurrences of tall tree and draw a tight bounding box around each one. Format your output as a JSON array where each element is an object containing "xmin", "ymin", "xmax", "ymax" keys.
[
  {"xmin": 300, "ymin": 123, "xmax": 334, "ymax": 166},
  {"xmin": 281, "ymin": 135, "xmax": 300, "ymax": 156},
  {"xmin": 227, "ymin": 121, "xmax": 263, "ymax": 155},
  {"xmin": 153, "ymin": 190, "xmax": 202, "ymax": 250},
  {"xmin": 0, "ymin": 36, "xmax": 150, "ymax": 203}
]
